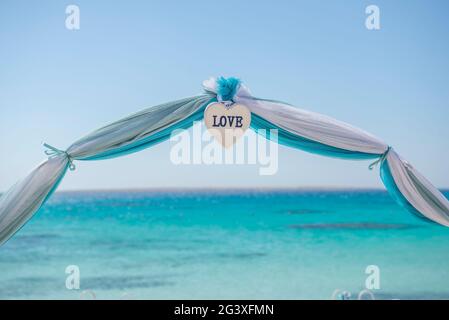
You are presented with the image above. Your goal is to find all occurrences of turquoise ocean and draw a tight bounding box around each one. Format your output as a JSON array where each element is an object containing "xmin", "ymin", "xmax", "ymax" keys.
[{"xmin": 1, "ymin": 189, "xmax": 449, "ymax": 300}]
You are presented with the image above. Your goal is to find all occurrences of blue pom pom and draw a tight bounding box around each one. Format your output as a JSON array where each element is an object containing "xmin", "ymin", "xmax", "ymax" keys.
[{"xmin": 216, "ymin": 76, "xmax": 241, "ymax": 102}]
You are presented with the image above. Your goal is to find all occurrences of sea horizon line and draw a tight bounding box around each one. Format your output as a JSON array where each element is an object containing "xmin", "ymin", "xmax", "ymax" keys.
[{"xmin": 46, "ymin": 186, "xmax": 449, "ymax": 194}]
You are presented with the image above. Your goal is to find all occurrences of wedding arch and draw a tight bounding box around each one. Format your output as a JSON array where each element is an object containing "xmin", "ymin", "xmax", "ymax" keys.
[{"xmin": 1, "ymin": 77, "xmax": 448, "ymax": 246}]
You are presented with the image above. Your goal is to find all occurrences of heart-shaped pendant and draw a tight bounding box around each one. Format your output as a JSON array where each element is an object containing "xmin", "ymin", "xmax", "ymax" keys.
[{"xmin": 204, "ymin": 102, "xmax": 251, "ymax": 148}]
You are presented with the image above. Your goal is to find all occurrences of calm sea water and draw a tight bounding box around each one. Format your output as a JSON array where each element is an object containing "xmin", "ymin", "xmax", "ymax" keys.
[{"xmin": 1, "ymin": 189, "xmax": 449, "ymax": 300}]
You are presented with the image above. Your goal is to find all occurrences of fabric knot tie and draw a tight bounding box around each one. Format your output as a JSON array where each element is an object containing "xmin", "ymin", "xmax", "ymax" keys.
[
  {"xmin": 203, "ymin": 76, "xmax": 242, "ymax": 104},
  {"xmin": 215, "ymin": 76, "xmax": 241, "ymax": 103},
  {"xmin": 43, "ymin": 143, "xmax": 76, "ymax": 171},
  {"xmin": 368, "ymin": 146, "xmax": 391, "ymax": 170}
]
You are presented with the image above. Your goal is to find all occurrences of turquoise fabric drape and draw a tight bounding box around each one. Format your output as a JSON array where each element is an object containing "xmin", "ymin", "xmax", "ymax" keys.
[
  {"xmin": 379, "ymin": 158, "xmax": 428, "ymax": 221},
  {"xmin": 82, "ymin": 98, "xmax": 216, "ymax": 160},
  {"xmin": 251, "ymin": 112, "xmax": 440, "ymax": 223},
  {"xmin": 2, "ymin": 76, "xmax": 449, "ymax": 247},
  {"xmin": 0, "ymin": 95, "xmax": 215, "ymax": 246},
  {"xmin": 250, "ymin": 114, "xmax": 382, "ymax": 160}
]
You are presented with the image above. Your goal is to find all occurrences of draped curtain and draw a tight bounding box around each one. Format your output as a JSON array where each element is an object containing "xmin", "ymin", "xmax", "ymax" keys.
[{"xmin": 1, "ymin": 77, "xmax": 448, "ymax": 246}]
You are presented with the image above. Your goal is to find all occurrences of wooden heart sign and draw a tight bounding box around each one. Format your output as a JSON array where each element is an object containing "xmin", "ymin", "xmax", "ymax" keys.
[{"xmin": 204, "ymin": 102, "xmax": 251, "ymax": 148}]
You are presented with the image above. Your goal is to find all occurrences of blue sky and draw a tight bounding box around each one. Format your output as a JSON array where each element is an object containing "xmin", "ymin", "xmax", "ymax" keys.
[{"xmin": 1, "ymin": 0, "xmax": 448, "ymax": 190}]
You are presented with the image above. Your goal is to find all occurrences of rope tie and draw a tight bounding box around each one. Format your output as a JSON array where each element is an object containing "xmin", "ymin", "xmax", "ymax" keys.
[
  {"xmin": 368, "ymin": 146, "xmax": 391, "ymax": 170},
  {"xmin": 43, "ymin": 143, "xmax": 76, "ymax": 171}
]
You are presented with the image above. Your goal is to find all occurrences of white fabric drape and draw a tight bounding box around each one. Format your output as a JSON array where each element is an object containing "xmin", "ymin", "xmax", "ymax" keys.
[
  {"xmin": 204, "ymin": 77, "xmax": 449, "ymax": 227},
  {"xmin": 384, "ymin": 149, "xmax": 449, "ymax": 227},
  {"xmin": 236, "ymin": 96, "xmax": 388, "ymax": 155},
  {"xmin": 0, "ymin": 156, "xmax": 69, "ymax": 245},
  {"xmin": 1, "ymin": 77, "xmax": 448, "ymax": 247},
  {"xmin": 204, "ymin": 77, "xmax": 388, "ymax": 155},
  {"xmin": 67, "ymin": 95, "xmax": 213, "ymax": 160},
  {"xmin": 0, "ymin": 95, "xmax": 212, "ymax": 245}
]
